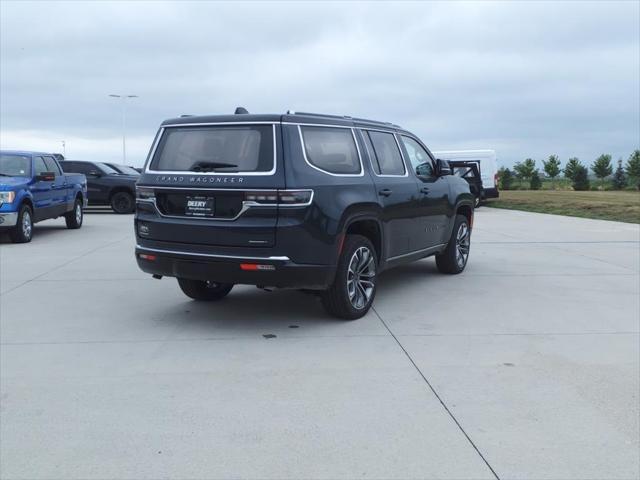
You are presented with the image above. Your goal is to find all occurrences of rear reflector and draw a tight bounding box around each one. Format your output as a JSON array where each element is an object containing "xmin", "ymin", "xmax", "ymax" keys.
[
  {"xmin": 139, "ymin": 253, "xmax": 157, "ymax": 261},
  {"xmin": 240, "ymin": 263, "xmax": 276, "ymax": 271}
]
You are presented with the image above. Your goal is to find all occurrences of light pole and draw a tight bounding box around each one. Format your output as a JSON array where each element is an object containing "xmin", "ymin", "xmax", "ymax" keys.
[{"xmin": 109, "ymin": 94, "xmax": 138, "ymax": 164}]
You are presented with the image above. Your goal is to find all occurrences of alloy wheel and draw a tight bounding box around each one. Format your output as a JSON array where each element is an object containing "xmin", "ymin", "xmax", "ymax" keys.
[
  {"xmin": 22, "ymin": 210, "xmax": 32, "ymax": 239},
  {"xmin": 455, "ymin": 223, "xmax": 470, "ymax": 269},
  {"xmin": 75, "ymin": 203, "xmax": 82, "ymax": 224},
  {"xmin": 346, "ymin": 246, "xmax": 376, "ymax": 310}
]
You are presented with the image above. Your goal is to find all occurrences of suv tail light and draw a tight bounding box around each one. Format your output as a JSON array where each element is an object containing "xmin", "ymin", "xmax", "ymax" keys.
[{"xmin": 245, "ymin": 189, "xmax": 313, "ymax": 206}]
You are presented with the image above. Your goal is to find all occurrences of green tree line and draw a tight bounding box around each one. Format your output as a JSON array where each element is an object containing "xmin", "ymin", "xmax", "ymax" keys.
[{"xmin": 497, "ymin": 150, "xmax": 640, "ymax": 191}]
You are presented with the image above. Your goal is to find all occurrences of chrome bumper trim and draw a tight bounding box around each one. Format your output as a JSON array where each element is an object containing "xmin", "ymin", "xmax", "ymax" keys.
[
  {"xmin": 136, "ymin": 244, "xmax": 290, "ymax": 262},
  {"xmin": 0, "ymin": 212, "xmax": 19, "ymax": 227}
]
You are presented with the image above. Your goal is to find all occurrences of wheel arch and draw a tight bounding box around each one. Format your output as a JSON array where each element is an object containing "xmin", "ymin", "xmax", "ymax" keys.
[
  {"xmin": 340, "ymin": 211, "xmax": 384, "ymax": 265},
  {"xmin": 108, "ymin": 186, "xmax": 134, "ymax": 201}
]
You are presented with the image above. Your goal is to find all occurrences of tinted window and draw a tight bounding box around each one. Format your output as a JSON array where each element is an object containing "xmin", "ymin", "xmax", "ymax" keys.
[
  {"xmin": 34, "ymin": 156, "xmax": 48, "ymax": 176},
  {"xmin": 151, "ymin": 125, "xmax": 274, "ymax": 173},
  {"xmin": 95, "ymin": 162, "xmax": 119, "ymax": 175},
  {"xmin": 0, "ymin": 154, "xmax": 31, "ymax": 177},
  {"xmin": 401, "ymin": 136, "xmax": 434, "ymax": 177},
  {"xmin": 61, "ymin": 162, "xmax": 90, "ymax": 175},
  {"xmin": 301, "ymin": 126, "xmax": 360, "ymax": 175},
  {"xmin": 108, "ymin": 164, "xmax": 140, "ymax": 176},
  {"xmin": 43, "ymin": 156, "xmax": 62, "ymax": 175},
  {"xmin": 367, "ymin": 131, "xmax": 405, "ymax": 176}
]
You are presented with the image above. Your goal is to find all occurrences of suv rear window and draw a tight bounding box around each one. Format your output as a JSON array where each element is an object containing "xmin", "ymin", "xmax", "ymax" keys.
[
  {"xmin": 150, "ymin": 125, "xmax": 274, "ymax": 173},
  {"xmin": 300, "ymin": 126, "xmax": 361, "ymax": 175}
]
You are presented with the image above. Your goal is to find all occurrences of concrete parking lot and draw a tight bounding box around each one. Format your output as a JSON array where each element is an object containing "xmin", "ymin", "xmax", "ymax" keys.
[{"xmin": 1, "ymin": 208, "xmax": 638, "ymax": 480}]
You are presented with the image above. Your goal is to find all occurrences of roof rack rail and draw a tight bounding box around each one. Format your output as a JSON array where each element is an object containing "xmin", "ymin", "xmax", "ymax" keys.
[
  {"xmin": 291, "ymin": 111, "xmax": 351, "ymax": 120},
  {"xmin": 286, "ymin": 111, "xmax": 402, "ymax": 129}
]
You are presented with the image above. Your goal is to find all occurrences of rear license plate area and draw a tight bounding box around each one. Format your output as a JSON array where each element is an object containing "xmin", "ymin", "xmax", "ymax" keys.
[{"xmin": 185, "ymin": 196, "xmax": 215, "ymax": 217}]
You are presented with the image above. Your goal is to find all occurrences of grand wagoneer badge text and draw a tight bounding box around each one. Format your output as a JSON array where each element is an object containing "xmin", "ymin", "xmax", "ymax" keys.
[{"xmin": 155, "ymin": 175, "xmax": 244, "ymax": 184}]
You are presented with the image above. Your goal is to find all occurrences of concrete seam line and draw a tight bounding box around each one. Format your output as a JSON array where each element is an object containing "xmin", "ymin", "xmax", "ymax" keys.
[{"xmin": 372, "ymin": 306, "xmax": 501, "ymax": 480}]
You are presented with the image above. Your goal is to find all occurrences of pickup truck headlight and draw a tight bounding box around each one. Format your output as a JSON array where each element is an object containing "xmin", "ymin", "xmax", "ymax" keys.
[{"xmin": 0, "ymin": 191, "xmax": 16, "ymax": 205}]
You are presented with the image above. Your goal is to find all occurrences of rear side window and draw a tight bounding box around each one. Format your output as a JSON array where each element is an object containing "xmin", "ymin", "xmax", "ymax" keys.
[
  {"xmin": 34, "ymin": 156, "xmax": 48, "ymax": 176},
  {"xmin": 367, "ymin": 131, "xmax": 405, "ymax": 176},
  {"xmin": 150, "ymin": 125, "xmax": 274, "ymax": 173},
  {"xmin": 300, "ymin": 126, "xmax": 361, "ymax": 175},
  {"xmin": 43, "ymin": 156, "xmax": 62, "ymax": 175}
]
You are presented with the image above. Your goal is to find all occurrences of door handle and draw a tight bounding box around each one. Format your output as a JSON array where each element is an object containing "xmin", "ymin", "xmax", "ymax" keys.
[
  {"xmin": 378, "ymin": 188, "xmax": 393, "ymax": 197},
  {"xmin": 420, "ymin": 186, "xmax": 430, "ymax": 194}
]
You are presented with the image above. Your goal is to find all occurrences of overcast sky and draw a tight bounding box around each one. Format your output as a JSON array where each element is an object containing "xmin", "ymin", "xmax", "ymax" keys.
[{"xmin": 1, "ymin": 0, "xmax": 638, "ymax": 167}]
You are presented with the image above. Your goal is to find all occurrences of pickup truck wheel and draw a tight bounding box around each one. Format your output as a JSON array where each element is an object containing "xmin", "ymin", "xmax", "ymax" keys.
[
  {"xmin": 177, "ymin": 278, "xmax": 234, "ymax": 301},
  {"xmin": 110, "ymin": 191, "xmax": 134, "ymax": 214},
  {"xmin": 436, "ymin": 214, "xmax": 471, "ymax": 274},
  {"xmin": 10, "ymin": 204, "xmax": 33, "ymax": 243},
  {"xmin": 65, "ymin": 198, "xmax": 83, "ymax": 229},
  {"xmin": 321, "ymin": 234, "xmax": 377, "ymax": 320}
]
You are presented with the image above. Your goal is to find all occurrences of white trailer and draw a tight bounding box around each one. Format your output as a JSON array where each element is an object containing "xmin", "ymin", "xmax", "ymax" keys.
[{"xmin": 432, "ymin": 149, "xmax": 499, "ymax": 203}]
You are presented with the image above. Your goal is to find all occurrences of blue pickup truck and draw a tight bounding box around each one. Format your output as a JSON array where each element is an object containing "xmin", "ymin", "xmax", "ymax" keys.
[{"xmin": 0, "ymin": 150, "xmax": 87, "ymax": 243}]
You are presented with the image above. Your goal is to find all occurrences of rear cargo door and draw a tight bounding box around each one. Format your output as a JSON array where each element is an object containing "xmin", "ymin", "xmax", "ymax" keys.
[{"xmin": 138, "ymin": 122, "xmax": 285, "ymax": 248}]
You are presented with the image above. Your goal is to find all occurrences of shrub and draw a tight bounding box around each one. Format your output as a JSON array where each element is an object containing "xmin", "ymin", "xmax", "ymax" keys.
[
  {"xmin": 530, "ymin": 171, "xmax": 542, "ymax": 190},
  {"xmin": 572, "ymin": 166, "xmax": 590, "ymax": 191},
  {"xmin": 612, "ymin": 158, "xmax": 627, "ymax": 190},
  {"xmin": 591, "ymin": 154, "xmax": 613, "ymax": 188},
  {"xmin": 626, "ymin": 150, "xmax": 640, "ymax": 190},
  {"xmin": 498, "ymin": 167, "xmax": 514, "ymax": 190},
  {"xmin": 564, "ymin": 157, "xmax": 581, "ymax": 180}
]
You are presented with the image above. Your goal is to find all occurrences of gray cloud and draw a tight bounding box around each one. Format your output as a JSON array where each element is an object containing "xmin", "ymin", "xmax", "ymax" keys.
[{"xmin": 1, "ymin": 0, "xmax": 638, "ymax": 167}]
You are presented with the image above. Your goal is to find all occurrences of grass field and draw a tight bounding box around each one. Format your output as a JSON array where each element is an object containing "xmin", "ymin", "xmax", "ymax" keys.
[{"xmin": 486, "ymin": 190, "xmax": 640, "ymax": 224}]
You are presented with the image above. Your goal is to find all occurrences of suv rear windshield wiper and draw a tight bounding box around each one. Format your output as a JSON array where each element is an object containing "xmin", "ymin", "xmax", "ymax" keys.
[
  {"xmin": 189, "ymin": 161, "xmax": 238, "ymax": 172},
  {"xmin": 0, "ymin": 173, "xmax": 12, "ymax": 177}
]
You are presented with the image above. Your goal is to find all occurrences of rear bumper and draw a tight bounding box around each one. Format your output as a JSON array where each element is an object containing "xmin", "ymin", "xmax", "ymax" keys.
[
  {"xmin": 483, "ymin": 187, "xmax": 499, "ymax": 199},
  {"xmin": 135, "ymin": 244, "xmax": 335, "ymax": 289},
  {"xmin": 0, "ymin": 212, "xmax": 18, "ymax": 227}
]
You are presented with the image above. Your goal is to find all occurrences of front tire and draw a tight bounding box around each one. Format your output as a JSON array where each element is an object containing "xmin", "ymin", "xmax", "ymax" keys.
[
  {"xmin": 9, "ymin": 204, "xmax": 33, "ymax": 243},
  {"xmin": 321, "ymin": 234, "xmax": 378, "ymax": 320},
  {"xmin": 177, "ymin": 278, "xmax": 234, "ymax": 301},
  {"xmin": 65, "ymin": 198, "xmax": 83, "ymax": 229},
  {"xmin": 436, "ymin": 214, "xmax": 471, "ymax": 274},
  {"xmin": 110, "ymin": 191, "xmax": 134, "ymax": 214}
]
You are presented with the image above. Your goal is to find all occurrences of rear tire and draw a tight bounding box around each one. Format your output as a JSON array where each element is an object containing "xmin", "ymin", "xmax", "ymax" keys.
[
  {"xmin": 177, "ymin": 278, "xmax": 234, "ymax": 301},
  {"xmin": 110, "ymin": 191, "xmax": 134, "ymax": 214},
  {"xmin": 321, "ymin": 234, "xmax": 377, "ymax": 320},
  {"xmin": 436, "ymin": 214, "xmax": 471, "ymax": 274},
  {"xmin": 9, "ymin": 204, "xmax": 33, "ymax": 243},
  {"xmin": 65, "ymin": 198, "xmax": 83, "ymax": 229}
]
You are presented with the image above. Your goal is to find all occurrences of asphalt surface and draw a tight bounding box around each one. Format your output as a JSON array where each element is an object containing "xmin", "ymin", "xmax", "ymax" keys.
[{"xmin": 1, "ymin": 208, "xmax": 638, "ymax": 480}]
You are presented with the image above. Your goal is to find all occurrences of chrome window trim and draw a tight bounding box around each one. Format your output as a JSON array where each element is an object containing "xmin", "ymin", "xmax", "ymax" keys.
[
  {"xmin": 136, "ymin": 244, "xmax": 290, "ymax": 262},
  {"xmin": 145, "ymin": 124, "xmax": 278, "ymax": 176},
  {"xmin": 297, "ymin": 125, "xmax": 364, "ymax": 177},
  {"xmin": 358, "ymin": 129, "xmax": 408, "ymax": 178}
]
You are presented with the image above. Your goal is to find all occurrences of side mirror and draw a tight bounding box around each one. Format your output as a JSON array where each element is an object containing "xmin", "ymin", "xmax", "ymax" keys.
[
  {"xmin": 36, "ymin": 172, "xmax": 56, "ymax": 182},
  {"xmin": 88, "ymin": 170, "xmax": 102, "ymax": 177},
  {"xmin": 436, "ymin": 159, "xmax": 452, "ymax": 176}
]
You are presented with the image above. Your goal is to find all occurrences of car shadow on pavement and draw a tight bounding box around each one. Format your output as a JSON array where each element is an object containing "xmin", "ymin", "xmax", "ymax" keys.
[
  {"xmin": 155, "ymin": 287, "xmax": 349, "ymax": 335},
  {"xmin": 149, "ymin": 260, "xmax": 442, "ymax": 334},
  {"xmin": 0, "ymin": 224, "xmax": 71, "ymax": 244}
]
